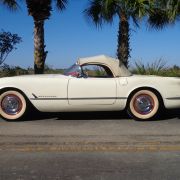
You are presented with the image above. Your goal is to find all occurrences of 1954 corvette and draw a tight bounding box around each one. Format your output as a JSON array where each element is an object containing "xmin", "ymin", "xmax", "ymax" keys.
[{"xmin": 0, "ymin": 55, "xmax": 180, "ymax": 121}]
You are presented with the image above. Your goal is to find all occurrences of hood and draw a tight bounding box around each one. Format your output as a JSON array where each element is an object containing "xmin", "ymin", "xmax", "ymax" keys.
[
  {"xmin": 0, "ymin": 74, "xmax": 69, "ymax": 80},
  {"xmin": 0, "ymin": 74, "xmax": 71, "ymax": 89}
]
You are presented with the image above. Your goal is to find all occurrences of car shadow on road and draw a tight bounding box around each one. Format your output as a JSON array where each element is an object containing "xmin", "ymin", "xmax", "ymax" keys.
[
  {"xmin": 25, "ymin": 109, "xmax": 180, "ymax": 122},
  {"xmin": 161, "ymin": 109, "xmax": 180, "ymax": 120},
  {"xmin": 26, "ymin": 110, "xmax": 128, "ymax": 121}
]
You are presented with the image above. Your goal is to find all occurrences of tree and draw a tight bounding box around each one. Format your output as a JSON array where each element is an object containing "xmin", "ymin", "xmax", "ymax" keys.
[
  {"xmin": 0, "ymin": 0, "xmax": 18, "ymax": 10},
  {"xmin": 0, "ymin": 31, "xmax": 22, "ymax": 66},
  {"xmin": 148, "ymin": 0, "xmax": 180, "ymax": 29},
  {"xmin": 26, "ymin": 0, "xmax": 68, "ymax": 74},
  {"xmin": 85, "ymin": 0, "xmax": 152, "ymax": 67}
]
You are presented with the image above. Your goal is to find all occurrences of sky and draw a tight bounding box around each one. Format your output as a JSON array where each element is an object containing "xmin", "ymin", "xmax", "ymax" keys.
[{"xmin": 0, "ymin": 0, "xmax": 180, "ymax": 69}]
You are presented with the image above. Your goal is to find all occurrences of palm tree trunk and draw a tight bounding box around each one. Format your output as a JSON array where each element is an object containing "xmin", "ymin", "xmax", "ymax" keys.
[
  {"xmin": 34, "ymin": 20, "xmax": 48, "ymax": 74},
  {"xmin": 117, "ymin": 12, "xmax": 130, "ymax": 68}
]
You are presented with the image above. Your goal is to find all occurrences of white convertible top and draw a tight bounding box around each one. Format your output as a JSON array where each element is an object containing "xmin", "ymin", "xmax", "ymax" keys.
[{"xmin": 77, "ymin": 55, "xmax": 132, "ymax": 77}]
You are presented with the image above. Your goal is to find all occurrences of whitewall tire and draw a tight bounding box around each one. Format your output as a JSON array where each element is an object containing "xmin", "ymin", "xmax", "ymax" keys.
[
  {"xmin": 0, "ymin": 90, "xmax": 27, "ymax": 121},
  {"xmin": 128, "ymin": 90, "xmax": 160, "ymax": 120}
]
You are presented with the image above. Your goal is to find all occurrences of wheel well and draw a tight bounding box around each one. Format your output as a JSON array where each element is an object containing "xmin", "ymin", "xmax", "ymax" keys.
[
  {"xmin": 0, "ymin": 87, "xmax": 27, "ymax": 98},
  {"xmin": 0, "ymin": 87, "xmax": 31, "ymax": 106},
  {"xmin": 0, "ymin": 87, "xmax": 38, "ymax": 112},
  {"xmin": 126, "ymin": 87, "xmax": 165, "ymax": 109}
]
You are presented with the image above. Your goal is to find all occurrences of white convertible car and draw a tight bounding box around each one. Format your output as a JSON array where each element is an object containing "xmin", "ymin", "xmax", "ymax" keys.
[{"xmin": 0, "ymin": 55, "xmax": 180, "ymax": 121}]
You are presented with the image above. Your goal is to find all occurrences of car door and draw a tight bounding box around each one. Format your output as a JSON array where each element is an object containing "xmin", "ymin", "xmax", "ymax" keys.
[{"xmin": 68, "ymin": 64, "xmax": 117, "ymax": 105}]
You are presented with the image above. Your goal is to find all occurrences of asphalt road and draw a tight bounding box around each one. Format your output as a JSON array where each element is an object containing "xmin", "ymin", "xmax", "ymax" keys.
[
  {"xmin": 0, "ymin": 109, "xmax": 180, "ymax": 180},
  {"xmin": 1, "ymin": 151, "xmax": 180, "ymax": 180}
]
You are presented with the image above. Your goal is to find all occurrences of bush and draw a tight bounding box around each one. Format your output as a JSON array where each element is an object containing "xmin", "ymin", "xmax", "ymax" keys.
[
  {"xmin": 131, "ymin": 59, "xmax": 180, "ymax": 77},
  {"xmin": 0, "ymin": 64, "xmax": 28, "ymax": 77},
  {"xmin": 0, "ymin": 64, "xmax": 65, "ymax": 77}
]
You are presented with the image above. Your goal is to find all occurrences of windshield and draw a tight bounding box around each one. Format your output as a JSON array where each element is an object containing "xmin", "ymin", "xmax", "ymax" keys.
[{"xmin": 64, "ymin": 64, "xmax": 82, "ymax": 77}]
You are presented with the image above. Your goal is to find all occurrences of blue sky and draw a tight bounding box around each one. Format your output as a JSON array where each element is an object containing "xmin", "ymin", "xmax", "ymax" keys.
[{"xmin": 0, "ymin": 0, "xmax": 180, "ymax": 68}]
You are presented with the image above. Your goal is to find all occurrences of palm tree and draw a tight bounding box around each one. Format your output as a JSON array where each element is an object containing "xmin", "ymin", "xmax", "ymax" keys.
[
  {"xmin": 85, "ymin": 0, "xmax": 152, "ymax": 67},
  {"xmin": 26, "ymin": 0, "xmax": 67, "ymax": 74},
  {"xmin": 0, "ymin": 0, "xmax": 18, "ymax": 10},
  {"xmin": 148, "ymin": 0, "xmax": 180, "ymax": 29}
]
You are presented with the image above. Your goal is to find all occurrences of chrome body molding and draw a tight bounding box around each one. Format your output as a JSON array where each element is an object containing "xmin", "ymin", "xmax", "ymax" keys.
[
  {"xmin": 30, "ymin": 97, "xmax": 127, "ymax": 101},
  {"xmin": 166, "ymin": 97, "xmax": 180, "ymax": 100}
]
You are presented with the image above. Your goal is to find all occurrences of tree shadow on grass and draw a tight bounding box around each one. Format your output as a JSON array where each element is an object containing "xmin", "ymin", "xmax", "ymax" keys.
[{"xmin": 25, "ymin": 108, "xmax": 180, "ymax": 122}]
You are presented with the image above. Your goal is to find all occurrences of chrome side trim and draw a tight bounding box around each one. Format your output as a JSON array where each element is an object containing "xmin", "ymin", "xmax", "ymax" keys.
[
  {"xmin": 166, "ymin": 97, "xmax": 180, "ymax": 100},
  {"xmin": 30, "ymin": 97, "xmax": 127, "ymax": 101},
  {"xmin": 32, "ymin": 93, "xmax": 38, "ymax": 99}
]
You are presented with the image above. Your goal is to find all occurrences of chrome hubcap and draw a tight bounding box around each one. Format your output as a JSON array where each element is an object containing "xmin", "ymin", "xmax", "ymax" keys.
[
  {"xmin": 1, "ymin": 95, "xmax": 22, "ymax": 115},
  {"xmin": 134, "ymin": 95, "xmax": 154, "ymax": 115}
]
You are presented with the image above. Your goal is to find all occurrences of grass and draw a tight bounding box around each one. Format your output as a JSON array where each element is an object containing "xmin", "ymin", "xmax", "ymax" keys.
[{"xmin": 131, "ymin": 59, "xmax": 180, "ymax": 77}]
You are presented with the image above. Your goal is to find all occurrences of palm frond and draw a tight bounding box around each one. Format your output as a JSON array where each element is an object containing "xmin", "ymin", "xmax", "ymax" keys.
[
  {"xmin": 84, "ymin": 0, "xmax": 117, "ymax": 27},
  {"xmin": 148, "ymin": 8, "xmax": 171, "ymax": 29},
  {"xmin": 0, "ymin": 0, "xmax": 19, "ymax": 10},
  {"xmin": 84, "ymin": 0, "xmax": 104, "ymax": 26},
  {"xmin": 56, "ymin": 0, "xmax": 67, "ymax": 10},
  {"xmin": 148, "ymin": 0, "xmax": 179, "ymax": 29}
]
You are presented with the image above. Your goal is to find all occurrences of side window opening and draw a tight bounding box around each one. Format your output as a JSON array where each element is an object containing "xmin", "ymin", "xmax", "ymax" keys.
[{"xmin": 81, "ymin": 64, "xmax": 114, "ymax": 78}]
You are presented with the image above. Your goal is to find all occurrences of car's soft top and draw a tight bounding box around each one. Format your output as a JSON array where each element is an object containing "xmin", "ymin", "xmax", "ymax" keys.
[{"xmin": 77, "ymin": 55, "xmax": 132, "ymax": 77}]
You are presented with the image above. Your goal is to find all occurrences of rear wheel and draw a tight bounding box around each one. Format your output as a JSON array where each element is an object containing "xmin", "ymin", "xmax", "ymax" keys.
[
  {"xmin": 0, "ymin": 90, "xmax": 27, "ymax": 121},
  {"xmin": 127, "ymin": 90, "xmax": 160, "ymax": 121}
]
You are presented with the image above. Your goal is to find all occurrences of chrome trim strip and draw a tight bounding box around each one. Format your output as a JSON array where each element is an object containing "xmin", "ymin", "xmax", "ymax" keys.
[
  {"xmin": 166, "ymin": 97, "xmax": 180, "ymax": 100},
  {"xmin": 69, "ymin": 97, "xmax": 127, "ymax": 100},
  {"xmin": 30, "ymin": 98, "xmax": 67, "ymax": 100},
  {"xmin": 32, "ymin": 93, "xmax": 38, "ymax": 99},
  {"xmin": 30, "ymin": 97, "xmax": 127, "ymax": 101}
]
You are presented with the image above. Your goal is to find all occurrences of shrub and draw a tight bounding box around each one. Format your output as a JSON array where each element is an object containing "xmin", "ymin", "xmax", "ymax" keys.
[
  {"xmin": 131, "ymin": 59, "xmax": 180, "ymax": 77},
  {"xmin": 0, "ymin": 64, "xmax": 28, "ymax": 77}
]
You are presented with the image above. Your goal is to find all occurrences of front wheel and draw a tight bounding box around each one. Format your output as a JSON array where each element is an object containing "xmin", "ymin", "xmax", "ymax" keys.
[
  {"xmin": 127, "ymin": 90, "xmax": 160, "ymax": 121},
  {"xmin": 0, "ymin": 90, "xmax": 27, "ymax": 121}
]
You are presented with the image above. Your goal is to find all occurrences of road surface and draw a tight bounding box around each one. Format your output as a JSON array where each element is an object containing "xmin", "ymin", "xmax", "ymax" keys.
[{"xmin": 0, "ymin": 110, "xmax": 180, "ymax": 180}]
